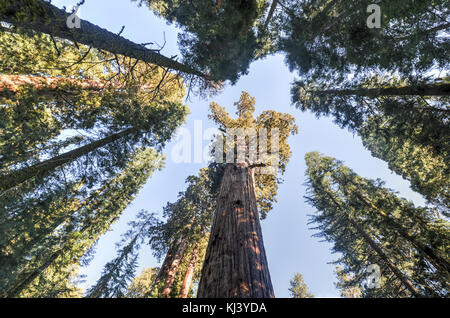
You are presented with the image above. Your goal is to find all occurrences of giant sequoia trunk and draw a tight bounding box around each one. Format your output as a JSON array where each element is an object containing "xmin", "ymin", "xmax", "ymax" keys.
[
  {"xmin": 0, "ymin": 0, "xmax": 206, "ymax": 79},
  {"xmin": 197, "ymin": 163, "xmax": 274, "ymax": 298}
]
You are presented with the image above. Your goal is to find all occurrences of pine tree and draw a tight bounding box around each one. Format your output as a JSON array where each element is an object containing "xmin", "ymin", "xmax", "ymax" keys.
[
  {"xmin": 0, "ymin": 0, "xmax": 207, "ymax": 80},
  {"xmin": 288, "ymin": 273, "xmax": 314, "ymax": 298},
  {"xmin": 197, "ymin": 92, "xmax": 297, "ymax": 297},
  {"xmin": 86, "ymin": 210, "xmax": 158, "ymax": 298},
  {"xmin": 1, "ymin": 148, "xmax": 164, "ymax": 297},
  {"xmin": 125, "ymin": 267, "xmax": 157, "ymax": 298},
  {"xmin": 136, "ymin": 0, "xmax": 275, "ymax": 83},
  {"xmin": 304, "ymin": 152, "xmax": 450, "ymax": 297},
  {"xmin": 292, "ymin": 76, "xmax": 449, "ymax": 214},
  {"xmin": 278, "ymin": 0, "xmax": 449, "ymax": 80},
  {"xmin": 146, "ymin": 166, "xmax": 221, "ymax": 297}
]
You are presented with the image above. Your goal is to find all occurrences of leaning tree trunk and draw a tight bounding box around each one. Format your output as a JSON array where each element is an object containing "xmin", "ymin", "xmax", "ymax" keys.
[
  {"xmin": 197, "ymin": 163, "xmax": 274, "ymax": 298},
  {"xmin": 0, "ymin": 74, "xmax": 153, "ymax": 98},
  {"xmin": 160, "ymin": 235, "xmax": 190, "ymax": 297},
  {"xmin": 348, "ymin": 217, "xmax": 422, "ymax": 297},
  {"xmin": 313, "ymin": 83, "xmax": 450, "ymax": 97},
  {"xmin": 0, "ymin": 127, "xmax": 136, "ymax": 192},
  {"xmin": 0, "ymin": 0, "xmax": 206, "ymax": 79},
  {"xmin": 178, "ymin": 241, "xmax": 200, "ymax": 298}
]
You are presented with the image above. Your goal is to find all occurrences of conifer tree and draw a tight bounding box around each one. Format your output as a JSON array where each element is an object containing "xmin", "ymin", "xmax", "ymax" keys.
[
  {"xmin": 146, "ymin": 166, "xmax": 221, "ymax": 297},
  {"xmin": 197, "ymin": 92, "xmax": 297, "ymax": 297},
  {"xmin": 86, "ymin": 210, "xmax": 158, "ymax": 298},
  {"xmin": 288, "ymin": 273, "xmax": 314, "ymax": 298},
  {"xmin": 304, "ymin": 152, "xmax": 450, "ymax": 297},
  {"xmin": 292, "ymin": 76, "xmax": 449, "ymax": 214},
  {"xmin": 136, "ymin": 0, "xmax": 275, "ymax": 83},
  {"xmin": 0, "ymin": 0, "xmax": 207, "ymax": 80},
  {"xmin": 1, "ymin": 148, "xmax": 164, "ymax": 297},
  {"xmin": 278, "ymin": 0, "xmax": 449, "ymax": 80}
]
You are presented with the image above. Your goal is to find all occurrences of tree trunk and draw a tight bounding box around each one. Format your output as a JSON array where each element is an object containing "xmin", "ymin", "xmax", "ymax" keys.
[
  {"xmin": 2, "ymin": 248, "xmax": 63, "ymax": 298},
  {"xmin": 263, "ymin": 0, "xmax": 279, "ymax": 29},
  {"xmin": 160, "ymin": 235, "xmax": 190, "ymax": 297},
  {"xmin": 326, "ymin": 193, "xmax": 422, "ymax": 297},
  {"xmin": 0, "ymin": 0, "xmax": 206, "ymax": 79},
  {"xmin": 0, "ymin": 127, "xmax": 135, "ymax": 192},
  {"xmin": 0, "ymin": 74, "xmax": 153, "ymax": 98},
  {"xmin": 353, "ymin": 191, "xmax": 450, "ymax": 276},
  {"xmin": 348, "ymin": 217, "xmax": 422, "ymax": 297},
  {"xmin": 178, "ymin": 242, "xmax": 200, "ymax": 298},
  {"xmin": 314, "ymin": 83, "xmax": 450, "ymax": 97},
  {"xmin": 197, "ymin": 163, "xmax": 274, "ymax": 298}
]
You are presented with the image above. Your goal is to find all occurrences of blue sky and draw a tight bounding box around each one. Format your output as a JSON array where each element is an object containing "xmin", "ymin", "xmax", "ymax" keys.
[{"xmin": 53, "ymin": 0, "xmax": 426, "ymax": 298}]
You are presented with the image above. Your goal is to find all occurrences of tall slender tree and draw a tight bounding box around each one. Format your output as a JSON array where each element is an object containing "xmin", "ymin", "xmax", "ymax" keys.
[
  {"xmin": 0, "ymin": 0, "xmax": 208, "ymax": 80},
  {"xmin": 304, "ymin": 152, "xmax": 449, "ymax": 297}
]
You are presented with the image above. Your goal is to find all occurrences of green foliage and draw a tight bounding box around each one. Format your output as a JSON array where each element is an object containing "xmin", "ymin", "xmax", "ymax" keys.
[
  {"xmin": 136, "ymin": 0, "xmax": 274, "ymax": 83},
  {"xmin": 288, "ymin": 273, "xmax": 314, "ymax": 298},
  {"xmin": 292, "ymin": 75, "xmax": 449, "ymax": 215},
  {"xmin": 0, "ymin": 148, "xmax": 164, "ymax": 297},
  {"xmin": 125, "ymin": 267, "xmax": 157, "ymax": 298},
  {"xmin": 86, "ymin": 210, "xmax": 158, "ymax": 298},
  {"xmin": 279, "ymin": 0, "xmax": 449, "ymax": 80},
  {"xmin": 305, "ymin": 152, "xmax": 450, "ymax": 297},
  {"xmin": 209, "ymin": 91, "xmax": 298, "ymax": 217}
]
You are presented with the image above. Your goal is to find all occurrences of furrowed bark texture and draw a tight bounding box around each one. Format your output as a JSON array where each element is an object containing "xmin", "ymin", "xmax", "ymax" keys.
[
  {"xmin": 197, "ymin": 163, "xmax": 274, "ymax": 298},
  {"xmin": 178, "ymin": 242, "xmax": 200, "ymax": 298},
  {"xmin": 0, "ymin": 0, "xmax": 206, "ymax": 78}
]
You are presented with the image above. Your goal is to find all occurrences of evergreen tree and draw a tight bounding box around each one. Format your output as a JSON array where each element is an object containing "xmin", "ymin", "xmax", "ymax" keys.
[
  {"xmin": 288, "ymin": 273, "xmax": 314, "ymax": 298},
  {"xmin": 86, "ymin": 210, "xmax": 158, "ymax": 298},
  {"xmin": 278, "ymin": 0, "xmax": 449, "ymax": 80},
  {"xmin": 125, "ymin": 267, "xmax": 157, "ymax": 298},
  {"xmin": 136, "ymin": 0, "xmax": 275, "ymax": 83},
  {"xmin": 304, "ymin": 152, "xmax": 450, "ymax": 297},
  {"xmin": 146, "ymin": 165, "xmax": 221, "ymax": 298},
  {"xmin": 197, "ymin": 92, "xmax": 297, "ymax": 297},
  {"xmin": 0, "ymin": 0, "xmax": 207, "ymax": 80},
  {"xmin": 1, "ymin": 148, "xmax": 164, "ymax": 297},
  {"xmin": 292, "ymin": 76, "xmax": 449, "ymax": 214}
]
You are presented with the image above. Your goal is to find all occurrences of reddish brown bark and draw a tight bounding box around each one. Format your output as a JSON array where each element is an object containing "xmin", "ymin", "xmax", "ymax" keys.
[
  {"xmin": 197, "ymin": 163, "xmax": 274, "ymax": 298},
  {"xmin": 178, "ymin": 242, "xmax": 200, "ymax": 298},
  {"xmin": 160, "ymin": 236, "xmax": 190, "ymax": 297},
  {"xmin": 0, "ymin": 74, "xmax": 153, "ymax": 98}
]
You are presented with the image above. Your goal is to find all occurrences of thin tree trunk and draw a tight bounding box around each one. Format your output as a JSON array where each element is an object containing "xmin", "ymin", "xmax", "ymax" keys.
[
  {"xmin": 178, "ymin": 242, "xmax": 200, "ymax": 298},
  {"xmin": 313, "ymin": 83, "xmax": 450, "ymax": 97},
  {"xmin": 0, "ymin": 127, "xmax": 136, "ymax": 192},
  {"xmin": 263, "ymin": 0, "xmax": 279, "ymax": 29},
  {"xmin": 160, "ymin": 236, "xmax": 189, "ymax": 297},
  {"xmin": 347, "ymin": 217, "xmax": 422, "ymax": 297},
  {"xmin": 0, "ymin": 74, "xmax": 153, "ymax": 98},
  {"xmin": 160, "ymin": 215, "xmax": 196, "ymax": 297},
  {"xmin": 0, "ymin": 0, "xmax": 207, "ymax": 79},
  {"xmin": 2, "ymin": 248, "xmax": 63, "ymax": 298},
  {"xmin": 354, "ymin": 191, "xmax": 450, "ymax": 276},
  {"xmin": 197, "ymin": 163, "xmax": 274, "ymax": 298},
  {"xmin": 336, "ymin": 175, "xmax": 450, "ymax": 275},
  {"xmin": 327, "ymin": 193, "xmax": 422, "ymax": 297}
]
